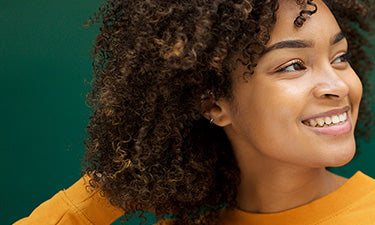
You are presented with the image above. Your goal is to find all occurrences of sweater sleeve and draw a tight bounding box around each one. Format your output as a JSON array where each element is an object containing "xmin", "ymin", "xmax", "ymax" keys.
[{"xmin": 13, "ymin": 176, "xmax": 124, "ymax": 225}]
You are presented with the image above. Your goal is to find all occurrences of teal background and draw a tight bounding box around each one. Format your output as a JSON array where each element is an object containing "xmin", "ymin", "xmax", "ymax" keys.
[{"xmin": 1, "ymin": 1, "xmax": 375, "ymax": 224}]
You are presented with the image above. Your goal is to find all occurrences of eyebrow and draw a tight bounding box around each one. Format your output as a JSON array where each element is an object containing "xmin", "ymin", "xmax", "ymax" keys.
[
  {"xmin": 263, "ymin": 40, "xmax": 313, "ymax": 54},
  {"xmin": 263, "ymin": 32, "xmax": 346, "ymax": 54},
  {"xmin": 331, "ymin": 32, "xmax": 345, "ymax": 45}
]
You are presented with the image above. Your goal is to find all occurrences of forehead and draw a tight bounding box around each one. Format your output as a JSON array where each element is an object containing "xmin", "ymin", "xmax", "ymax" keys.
[{"xmin": 267, "ymin": 0, "xmax": 342, "ymax": 46}]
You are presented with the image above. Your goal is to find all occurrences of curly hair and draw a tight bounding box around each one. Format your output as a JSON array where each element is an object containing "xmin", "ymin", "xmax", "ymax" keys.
[{"xmin": 82, "ymin": 0, "xmax": 375, "ymax": 224}]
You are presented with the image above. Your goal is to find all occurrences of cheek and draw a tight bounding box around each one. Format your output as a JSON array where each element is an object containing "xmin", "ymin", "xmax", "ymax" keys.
[
  {"xmin": 238, "ymin": 82, "xmax": 304, "ymax": 135},
  {"xmin": 347, "ymin": 70, "xmax": 362, "ymax": 114},
  {"xmin": 353, "ymin": 75, "xmax": 363, "ymax": 104},
  {"xmin": 258, "ymin": 81, "xmax": 307, "ymax": 119}
]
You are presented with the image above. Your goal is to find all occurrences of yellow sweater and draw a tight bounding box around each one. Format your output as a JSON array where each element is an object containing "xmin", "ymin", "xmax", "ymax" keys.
[
  {"xmin": 14, "ymin": 176, "xmax": 124, "ymax": 225},
  {"xmin": 14, "ymin": 171, "xmax": 375, "ymax": 225}
]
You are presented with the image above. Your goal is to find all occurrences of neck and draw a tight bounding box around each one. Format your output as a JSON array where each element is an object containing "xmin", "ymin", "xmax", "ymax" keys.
[{"xmin": 234, "ymin": 151, "xmax": 347, "ymax": 213}]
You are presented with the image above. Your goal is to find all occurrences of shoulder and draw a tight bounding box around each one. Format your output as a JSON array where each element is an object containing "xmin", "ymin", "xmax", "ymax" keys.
[
  {"xmin": 13, "ymin": 176, "xmax": 124, "ymax": 225},
  {"xmin": 317, "ymin": 171, "xmax": 375, "ymax": 224},
  {"xmin": 347, "ymin": 171, "xmax": 375, "ymax": 207}
]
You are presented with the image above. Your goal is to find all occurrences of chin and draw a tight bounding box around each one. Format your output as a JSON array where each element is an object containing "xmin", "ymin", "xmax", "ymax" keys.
[{"xmin": 324, "ymin": 143, "xmax": 356, "ymax": 168}]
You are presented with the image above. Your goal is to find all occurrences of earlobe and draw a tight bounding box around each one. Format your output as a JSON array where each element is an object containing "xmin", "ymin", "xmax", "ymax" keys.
[
  {"xmin": 201, "ymin": 91, "xmax": 232, "ymax": 127},
  {"xmin": 208, "ymin": 99, "xmax": 232, "ymax": 127}
]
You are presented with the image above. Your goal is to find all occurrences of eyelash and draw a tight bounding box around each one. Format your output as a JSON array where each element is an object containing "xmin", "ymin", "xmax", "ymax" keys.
[
  {"xmin": 332, "ymin": 51, "xmax": 352, "ymax": 64},
  {"xmin": 275, "ymin": 51, "xmax": 352, "ymax": 73},
  {"xmin": 275, "ymin": 59, "xmax": 306, "ymax": 73}
]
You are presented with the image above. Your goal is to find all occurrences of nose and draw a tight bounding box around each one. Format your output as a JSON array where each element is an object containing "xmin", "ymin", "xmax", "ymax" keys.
[{"xmin": 312, "ymin": 66, "xmax": 350, "ymax": 100}]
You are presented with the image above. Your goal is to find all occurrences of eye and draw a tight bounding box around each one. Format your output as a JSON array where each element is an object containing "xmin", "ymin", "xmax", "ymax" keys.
[
  {"xmin": 332, "ymin": 51, "xmax": 352, "ymax": 64},
  {"xmin": 276, "ymin": 59, "xmax": 306, "ymax": 72}
]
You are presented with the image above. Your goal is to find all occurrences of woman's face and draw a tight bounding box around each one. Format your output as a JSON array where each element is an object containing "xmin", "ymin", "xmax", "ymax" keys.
[{"xmin": 221, "ymin": 0, "xmax": 362, "ymax": 168}]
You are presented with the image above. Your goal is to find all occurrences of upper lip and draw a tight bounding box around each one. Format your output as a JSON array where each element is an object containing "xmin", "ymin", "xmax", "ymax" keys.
[{"xmin": 301, "ymin": 106, "xmax": 350, "ymax": 122}]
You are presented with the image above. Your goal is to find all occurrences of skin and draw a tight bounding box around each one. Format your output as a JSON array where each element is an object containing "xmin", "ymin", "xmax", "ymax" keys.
[{"xmin": 206, "ymin": 0, "xmax": 362, "ymax": 213}]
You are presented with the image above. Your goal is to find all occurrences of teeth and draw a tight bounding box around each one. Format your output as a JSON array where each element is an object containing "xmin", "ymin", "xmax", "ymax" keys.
[
  {"xmin": 324, "ymin": 117, "xmax": 332, "ymax": 125},
  {"xmin": 304, "ymin": 112, "xmax": 348, "ymax": 127},
  {"xmin": 342, "ymin": 112, "xmax": 347, "ymax": 121},
  {"xmin": 332, "ymin": 115, "xmax": 340, "ymax": 124},
  {"xmin": 316, "ymin": 118, "xmax": 325, "ymax": 126}
]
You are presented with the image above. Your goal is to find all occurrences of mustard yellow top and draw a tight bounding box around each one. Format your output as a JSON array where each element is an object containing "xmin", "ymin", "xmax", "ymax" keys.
[
  {"xmin": 14, "ymin": 176, "xmax": 124, "ymax": 225},
  {"xmin": 14, "ymin": 171, "xmax": 375, "ymax": 225}
]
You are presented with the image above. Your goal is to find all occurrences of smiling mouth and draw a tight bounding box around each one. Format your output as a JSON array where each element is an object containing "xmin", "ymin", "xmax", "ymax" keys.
[{"xmin": 302, "ymin": 111, "xmax": 348, "ymax": 127}]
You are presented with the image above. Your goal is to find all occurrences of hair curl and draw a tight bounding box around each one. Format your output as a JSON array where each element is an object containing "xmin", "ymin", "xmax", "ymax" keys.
[{"xmin": 83, "ymin": 0, "xmax": 375, "ymax": 224}]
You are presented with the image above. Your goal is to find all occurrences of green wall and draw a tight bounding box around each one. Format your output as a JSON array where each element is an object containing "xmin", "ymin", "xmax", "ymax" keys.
[{"xmin": 1, "ymin": 1, "xmax": 375, "ymax": 224}]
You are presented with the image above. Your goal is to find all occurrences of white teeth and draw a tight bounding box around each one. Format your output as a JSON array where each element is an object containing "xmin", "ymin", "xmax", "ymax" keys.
[
  {"xmin": 324, "ymin": 117, "xmax": 332, "ymax": 125},
  {"xmin": 304, "ymin": 112, "xmax": 348, "ymax": 127},
  {"xmin": 316, "ymin": 118, "xmax": 325, "ymax": 126},
  {"xmin": 332, "ymin": 115, "xmax": 340, "ymax": 124},
  {"xmin": 339, "ymin": 113, "xmax": 345, "ymax": 122}
]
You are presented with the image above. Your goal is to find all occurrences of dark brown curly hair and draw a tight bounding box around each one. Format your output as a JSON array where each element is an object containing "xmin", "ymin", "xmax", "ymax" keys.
[{"xmin": 82, "ymin": 0, "xmax": 375, "ymax": 224}]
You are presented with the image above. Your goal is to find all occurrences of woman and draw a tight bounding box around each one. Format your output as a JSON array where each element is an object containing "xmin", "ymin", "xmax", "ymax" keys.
[{"xmin": 15, "ymin": 0, "xmax": 375, "ymax": 224}]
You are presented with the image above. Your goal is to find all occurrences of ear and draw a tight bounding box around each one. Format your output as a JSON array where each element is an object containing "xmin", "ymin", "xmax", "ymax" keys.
[{"xmin": 202, "ymin": 98, "xmax": 232, "ymax": 127}]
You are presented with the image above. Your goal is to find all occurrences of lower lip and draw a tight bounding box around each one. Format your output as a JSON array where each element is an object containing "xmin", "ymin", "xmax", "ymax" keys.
[{"xmin": 303, "ymin": 118, "xmax": 352, "ymax": 136}]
